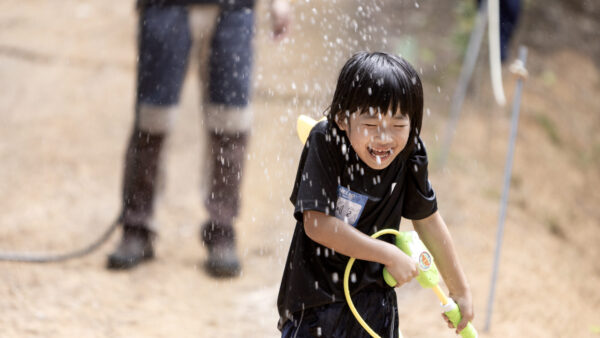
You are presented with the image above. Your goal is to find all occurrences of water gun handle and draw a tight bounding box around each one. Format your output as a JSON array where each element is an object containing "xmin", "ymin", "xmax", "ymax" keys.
[{"xmin": 443, "ymin": 298, "xmax": 478, "ymax": 338}]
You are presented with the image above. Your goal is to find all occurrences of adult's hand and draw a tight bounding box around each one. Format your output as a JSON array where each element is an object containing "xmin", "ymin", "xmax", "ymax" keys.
[{"xmin": 270, "ymin": 0, "xmax": 292, "ymax": 40}]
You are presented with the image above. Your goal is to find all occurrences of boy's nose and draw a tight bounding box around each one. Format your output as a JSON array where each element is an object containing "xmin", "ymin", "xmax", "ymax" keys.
[{"xmin": 375, "ymin": 129, "xmax": 392, "ymax": 143}]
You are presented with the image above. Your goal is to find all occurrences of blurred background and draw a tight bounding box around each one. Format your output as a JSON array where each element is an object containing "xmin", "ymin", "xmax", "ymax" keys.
[{"xmin": 1, "ymin": 0, "xmax": 599, "ymax": 336}]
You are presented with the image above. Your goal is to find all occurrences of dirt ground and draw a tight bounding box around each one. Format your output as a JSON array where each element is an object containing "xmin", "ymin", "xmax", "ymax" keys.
[{"xmin": 1, "ymin": 0, "xmax": 599, "ymax": 337}]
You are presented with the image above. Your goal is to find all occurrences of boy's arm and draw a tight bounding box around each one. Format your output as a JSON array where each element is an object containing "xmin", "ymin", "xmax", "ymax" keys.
[
  {"xmin": 412, "ymin": 211, "xmax": 474, "ymax": 333},
  {"xmin": 304, "ymin": 210, "xmax": 418, "ymax": 286}
]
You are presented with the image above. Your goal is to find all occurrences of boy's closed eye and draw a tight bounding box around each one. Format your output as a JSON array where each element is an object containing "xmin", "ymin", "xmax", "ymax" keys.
[{"xmin": 361, "ymin": 122, "xmax": 407, "ymax": 128}]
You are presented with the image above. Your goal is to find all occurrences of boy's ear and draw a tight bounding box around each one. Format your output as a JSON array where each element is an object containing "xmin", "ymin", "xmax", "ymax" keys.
[{"xmin": 335, "ymin": 115, "xmax": 348, "ymax": 131}]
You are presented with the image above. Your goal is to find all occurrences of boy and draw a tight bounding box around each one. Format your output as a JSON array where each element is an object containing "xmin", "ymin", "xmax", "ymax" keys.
[{"xmin": 277, "ymin": 52, "xmax": 474, "ymax": 337}]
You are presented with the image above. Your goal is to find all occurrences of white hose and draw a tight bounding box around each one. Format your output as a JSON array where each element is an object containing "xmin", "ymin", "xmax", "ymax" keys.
[{"xmin": 488, "ymin": 0, "xmax": 506, "ymax": 105}]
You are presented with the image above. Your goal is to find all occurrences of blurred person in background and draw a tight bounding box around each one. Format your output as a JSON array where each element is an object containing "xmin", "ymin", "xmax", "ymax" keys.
[
  {"xmin": 479, "ymin": 0, "xmax": 521, "ymax": 62},
  {"xmin": 107, "ymin": 0, "xmax": 292, "ymax": 277}
]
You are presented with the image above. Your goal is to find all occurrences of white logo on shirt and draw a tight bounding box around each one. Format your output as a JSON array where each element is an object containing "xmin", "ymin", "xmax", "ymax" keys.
[{"xmin": 335, "ymin": 186, "xmax": 368, "ymax": 227}]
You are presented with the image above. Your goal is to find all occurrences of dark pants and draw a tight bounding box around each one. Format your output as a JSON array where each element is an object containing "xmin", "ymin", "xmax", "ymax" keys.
[
  {"xmin": 136, "ymin": 4, "xmax": 254, "ymax": 107},
  {"xmin": 120, "ymin": 4, "xmax": 254, "ymax": 239},
  {"xmin": 281, "ymin": 288, "xmax": 399, "ymax": 338}
]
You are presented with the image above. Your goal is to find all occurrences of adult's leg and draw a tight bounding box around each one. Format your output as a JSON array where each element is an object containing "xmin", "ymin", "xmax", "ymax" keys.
[
  {"xmin": 499, "ymin": 0, "xmax": 521, "ymax": 61},
  {"xmin": 200, "ymin": 6, "xmax": 255, "ymax": 277},
  {"xmin": 108, "ymin": 4, "xmax": 192, "ymax": 269}
]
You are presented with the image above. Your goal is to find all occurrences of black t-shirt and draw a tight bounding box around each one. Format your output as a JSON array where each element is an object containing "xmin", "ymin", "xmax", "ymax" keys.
[{"xmin": 277, "ymin": 120, "xmax": 438, "ymax": 326}]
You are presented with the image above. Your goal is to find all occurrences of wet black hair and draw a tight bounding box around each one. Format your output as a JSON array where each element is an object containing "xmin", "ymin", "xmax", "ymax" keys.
[{"xmin": 326, "ymin": 51, "xmax": 424, "ymax": 152}]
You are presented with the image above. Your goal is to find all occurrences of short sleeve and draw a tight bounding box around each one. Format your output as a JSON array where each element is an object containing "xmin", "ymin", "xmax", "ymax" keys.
[
  {"xmin": 402, "ymin": 138, "xmax": 438, "ymax": 220},
  {"xmin": 290, "ymin": 124, "xmax": 341, "ymax": 222}
]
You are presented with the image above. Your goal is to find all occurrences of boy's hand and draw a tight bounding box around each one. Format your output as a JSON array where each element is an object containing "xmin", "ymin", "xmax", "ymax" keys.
[
  {"xmin": 384, "ymin": 248, "xmax": 419, "ymax": 287},
  {"xmin": 442, "ymin": 293, "xmax": 474, "ymax": 334}
]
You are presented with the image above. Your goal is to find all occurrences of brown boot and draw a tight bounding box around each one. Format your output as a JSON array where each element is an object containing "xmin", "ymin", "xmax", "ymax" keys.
[
  {"xmin": 120, "ymin": 128, "xmax": 165, "ymax": 228},
  {"xmin": 107, "ymin": 226, "xmax": 155, "ymax": 270},
  {"xmin": 201, "ymin": 221, "xmax": 241, "ymax": 278},
  {"xmin": 201, "ymin": 131, "xmax": 247, "ymax": 278}
]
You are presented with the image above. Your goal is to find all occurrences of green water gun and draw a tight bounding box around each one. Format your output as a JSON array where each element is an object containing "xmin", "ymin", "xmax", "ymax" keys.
[{"xmin": 382, "ymin": 231, "xmax": 478, "ymax": 338}]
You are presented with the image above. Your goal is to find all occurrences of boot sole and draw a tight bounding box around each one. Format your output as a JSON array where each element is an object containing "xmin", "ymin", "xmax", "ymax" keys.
[
  {"xmin": 204, "ymin": 260, "xmax": 241, "ymax": 278},
  {"xmin": 107, "ymin": 252, "xmax": 154, "ymax": 270}
]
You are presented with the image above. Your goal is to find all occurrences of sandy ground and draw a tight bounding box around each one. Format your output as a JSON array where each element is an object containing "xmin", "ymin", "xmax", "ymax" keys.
[{"xmin": 1, "ymin": 0, "xmax": 599, "ymax": 337}]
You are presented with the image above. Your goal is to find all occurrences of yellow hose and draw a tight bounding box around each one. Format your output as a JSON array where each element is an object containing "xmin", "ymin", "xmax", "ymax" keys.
[{"xmin": 343, "ymin": 229, "xmax": 403, "ymax": 338}]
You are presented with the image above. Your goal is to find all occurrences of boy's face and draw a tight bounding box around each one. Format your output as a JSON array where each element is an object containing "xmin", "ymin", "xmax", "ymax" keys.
[{"xmin": 337, "ymin": 109, "xmax": 410, "ymax": 170}]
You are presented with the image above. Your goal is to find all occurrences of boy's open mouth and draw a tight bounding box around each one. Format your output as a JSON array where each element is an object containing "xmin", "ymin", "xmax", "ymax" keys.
[{"xmin": 368, "ymin": 146, "xmax": 393, "ymax": 164}]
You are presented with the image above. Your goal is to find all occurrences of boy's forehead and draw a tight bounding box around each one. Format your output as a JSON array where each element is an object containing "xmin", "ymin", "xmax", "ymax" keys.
[
  {"xmin": 355, "ymin": 109, "xmax": 408, "ymax": 119},
  {"xmin": 393, "ymin": 113, "xmax": 409, "ymax": 120}
]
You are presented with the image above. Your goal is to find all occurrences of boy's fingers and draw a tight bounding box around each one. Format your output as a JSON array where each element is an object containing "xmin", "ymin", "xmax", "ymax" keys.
[
  {"xmin": 456, "ymin": 318, "xmax": 468, "ymax": 333},
  {"xmin": 411, "ymin": 268, "xmax": 419, "ymax": 277},
  {"xmin": 441, "ymin": 314, "xmax": 453, "ymax": 328},
  {"xmin": 442, "ymin": 313, "xmax": 471, "ymax": 332},
  {"xmin": 410, "ymin": 260, "xmax": 419, "ymax": 277},
  {"xmin": 452, "ymin": 296, "xmax": 474, "ymax": 333}
]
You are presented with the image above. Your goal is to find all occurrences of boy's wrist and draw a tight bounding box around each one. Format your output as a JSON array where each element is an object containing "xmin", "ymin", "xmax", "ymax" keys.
[
  {"xmin": 449, "ymin": 285, "xmax": 472, "ymax": 300},
  {"xmin": 379, "ymin": 241, "xmax": 403, "ymax": 267}
]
